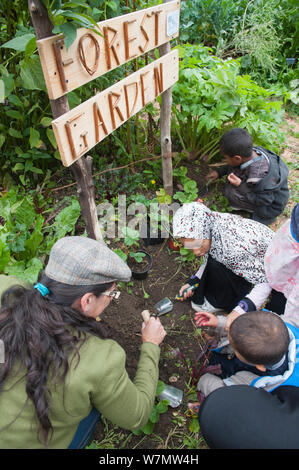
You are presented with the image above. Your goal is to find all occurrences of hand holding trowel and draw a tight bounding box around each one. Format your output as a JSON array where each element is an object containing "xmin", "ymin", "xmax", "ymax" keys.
[{"xmin": 150, "ymin": 283, "xmax": 199, "ymax": 317}]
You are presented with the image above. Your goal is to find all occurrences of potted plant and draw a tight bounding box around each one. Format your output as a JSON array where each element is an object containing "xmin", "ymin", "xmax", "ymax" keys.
[{"xmin": 127, "ymin": 250, "xmax": 153, "ymax": 280}]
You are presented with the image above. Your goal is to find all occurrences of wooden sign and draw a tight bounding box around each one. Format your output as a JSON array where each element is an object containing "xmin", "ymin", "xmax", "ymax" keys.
[
  {"xmin": 37, "ymin": 0, "xmax": 180, "ymax": 100},
  {"xmin": 52, "ymin": 49, "xmax": 178, "ymax": 167}
]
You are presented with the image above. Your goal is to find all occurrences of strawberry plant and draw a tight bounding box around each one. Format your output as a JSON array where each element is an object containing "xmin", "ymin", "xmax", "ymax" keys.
[{"xmin": 132, "ymin": 380, "xmax": 170, "ymax": 436}]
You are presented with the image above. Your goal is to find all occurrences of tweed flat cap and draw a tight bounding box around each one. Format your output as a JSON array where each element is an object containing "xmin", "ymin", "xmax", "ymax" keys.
[{"xmin": 45, "ymin": 236, "xmax": 131, "ymax": 285}]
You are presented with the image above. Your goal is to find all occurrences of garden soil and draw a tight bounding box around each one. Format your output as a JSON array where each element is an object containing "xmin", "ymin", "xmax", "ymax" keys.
[
  {"xmin": 93, "ymin": 161, "xmax": 213, "ymax": 449},
  {"xmin": 70, "ymin": 114, "xmax": 298, "ymax": 449},
  {"xmin": 94, "ymin": 237, "xmax": 209, "ymax": 449}
]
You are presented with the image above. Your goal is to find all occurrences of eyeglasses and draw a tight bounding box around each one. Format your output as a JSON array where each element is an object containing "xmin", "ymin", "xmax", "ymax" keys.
[{"xmin": 102, "ymin": 289, "xmax": 121, "ymax": 300}]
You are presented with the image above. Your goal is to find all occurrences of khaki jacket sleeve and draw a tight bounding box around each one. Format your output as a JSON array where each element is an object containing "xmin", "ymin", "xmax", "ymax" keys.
[{"xmin": 91, "ymin": 340, "xmax": 160, "ymax": 430}]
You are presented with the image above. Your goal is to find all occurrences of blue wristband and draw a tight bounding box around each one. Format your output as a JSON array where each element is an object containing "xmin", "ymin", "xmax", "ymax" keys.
[{"xmin": 238, "ymin": 297, "xmax": 256, "ymax": 312}]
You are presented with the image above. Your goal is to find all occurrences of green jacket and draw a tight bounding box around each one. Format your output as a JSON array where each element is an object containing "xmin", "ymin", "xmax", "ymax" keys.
[{"xmin": 0, "ymin": 276, "xmax": 160, "ymax": 449}]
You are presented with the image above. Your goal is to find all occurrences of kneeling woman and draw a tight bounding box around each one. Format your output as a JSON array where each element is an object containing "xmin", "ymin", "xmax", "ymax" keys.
[
  {"xmin": 173, "ymin": 202, "xmax": 274, "ymax": 317},
  {"xmin": 0, "ymin": 236, "xmax": 166, "ymax": 449}
]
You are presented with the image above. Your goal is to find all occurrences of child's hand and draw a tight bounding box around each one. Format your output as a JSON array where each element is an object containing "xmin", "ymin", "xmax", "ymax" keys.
[
  {"xmin": 205, "ymin": 170, "xmax": 219, "ymax": 182},
  {"xmin": 195, "ymin": 311, "xmax": 218, "ymax": 328},
  {"xmin": 228, "ymin": 173, "xmax": 241, "ymax": 187}
]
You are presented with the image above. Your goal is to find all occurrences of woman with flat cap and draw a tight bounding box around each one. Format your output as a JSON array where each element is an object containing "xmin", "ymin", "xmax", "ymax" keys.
[{"xmin": 0, "ymin": 236, "xmax": 166, "ymax": 449}]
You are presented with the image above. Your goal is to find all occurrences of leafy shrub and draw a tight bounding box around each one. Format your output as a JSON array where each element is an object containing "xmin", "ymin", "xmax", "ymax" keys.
[
  {"xmin": 172, "ymin": 44, "xmax": 286, "ymax": 162},
  {"xmin": 180, "ymin": 0, "xmax": 299, "ymax": 84},
  {"xmin": 0, "ymin": 187, "xmax": 81, "ymax": 283},
  {"xmin": 179, "ymin": 0, "xmax": 248, "ymax": 55}
]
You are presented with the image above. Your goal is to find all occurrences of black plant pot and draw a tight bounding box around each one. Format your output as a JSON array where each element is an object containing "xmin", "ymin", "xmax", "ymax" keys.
[{"xmin": 128, "ymin": 250, "xmax": 153, "ymax": 280}]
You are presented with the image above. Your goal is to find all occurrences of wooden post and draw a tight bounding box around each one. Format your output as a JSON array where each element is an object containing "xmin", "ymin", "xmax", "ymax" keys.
[
  {"xmin": 159, "ymin": 0, "xmax": 173, "ymax": 196},
  {"xmin": 28, "ymin": 0, "xmax": 102, "ymax": 240}
]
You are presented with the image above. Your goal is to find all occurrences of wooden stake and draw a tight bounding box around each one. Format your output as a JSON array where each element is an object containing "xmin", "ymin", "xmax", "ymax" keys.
[
  {"xmin": 159, "ymin": 0, "xmax": 173, "ymax": 196},
  {"xmin": 28, "ymin": 0, "xmax": 103, "ymax": 241}
]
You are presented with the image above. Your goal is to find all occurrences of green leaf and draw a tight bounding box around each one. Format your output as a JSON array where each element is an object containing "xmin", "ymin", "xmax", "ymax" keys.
[
  {"xmin": 40, "ymin": 117, "xmax": 53, "ymax": 127},
  {"xmin": 148, "ymin": 407, "xmax": 159, "ymax": 424},
  {"xmin": 31, "ymin": 167, "xmax": 44, "ymax": 175},
  {"xmin": 113, "ymin": 248, "xmax": 127, "ymax": 262},
  {"xmin": 46, "ymin": 128, "xmax": 58, "ymax": 149},
  {"xmin": 63, "ymin": 2, "xmax": 91, "ymax": 10},
  {"xmin": 0, "ymin": 239, "xmax": 10, "ymax": 272},
  {"xmin": 156, "ymin": 380, "xmax": 165, "ymax": 396},
  {"xmin": 53, "ymin": 198, "xmax": 81, "ymax": 239},
  {"xmin": 24, "ymin": 231, "xmax": 43, "ymax": 260},
  {"xmin": 0, "ymin": 135, "xmax": 5, "ymax": 149},
  {"xmin": 53, "ymin": 22, "xmax": 77, "ymax": 50},
  {"xmin": 1, "ymin": 34, "xmax": 35, "ymax": 52},
  {"xmin": 6, "ymin": 110, "xmax": 23, "ymax": 120},
  {"xmin": 8, "ymin": 94, "xmax": 24, "ymax": 108},
  {"xmin": 0, "ymin": 66, "xmax": 14, "ymax": 97},
  {"xmin": 29, "ymin": 128, "xmax": 42, "ymax": 148},
  {"xmin": 0, "ymin": 79, "xmax": 4, "ymax": 103},
  {"xmin": 8, "ymin": 128, "xmax": 23, "ymax": 138},
  {"xmin": 140, "ymin": 421, "xmax": 155, "ymax": 435},
  {"xmin": 189, "ymin": 416, "xmax": 200, "ymax": 433},
  {"xmin": 12, "ymin": 163, "xmax": 24, "ymax": 172},
  {"xmin": 7, "ymin": 258, "xmax": 43, "ymax": 284},
  {"xmin": 20, "ymin": 56, "xmax": 47, "ymax": 92},
  {"xmin": 25, "ymin": 37, "xmax": 37, "ymax": 56},
  {"xmin": 156, "ymin": 400, "xmax": 169, "ymax": 414},
  {"xmin": 11, "ymin": 197, "xmax": 36, "ymax": 230},
  {"xmin": 107, "ymin": 1, "xmax": 118, "ymax": 12}
]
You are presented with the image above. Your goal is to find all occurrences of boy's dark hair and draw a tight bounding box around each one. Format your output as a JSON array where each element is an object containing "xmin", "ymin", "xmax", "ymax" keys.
[
  {"xmin": 220, "ymin": 128, "xmax": 253, "ymax": 159},
  {"xmin": 229, "ymin": 311, "xmax": 289, "ymax": 366}
]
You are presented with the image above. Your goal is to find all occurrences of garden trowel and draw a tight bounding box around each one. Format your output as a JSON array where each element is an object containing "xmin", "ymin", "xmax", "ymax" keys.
[{"xmin": 153, "ymin": 283, "xmax": 199, "ymax": 317}]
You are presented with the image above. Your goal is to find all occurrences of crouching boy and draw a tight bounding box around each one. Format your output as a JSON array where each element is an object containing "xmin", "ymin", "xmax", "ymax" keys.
[
  {"xmin": 206, "ymin": 128, "xmax": 289, "ymax": 225},
  {"xmin": 195, "ymin": 310, "xmax": 299, "ymax": 399}
]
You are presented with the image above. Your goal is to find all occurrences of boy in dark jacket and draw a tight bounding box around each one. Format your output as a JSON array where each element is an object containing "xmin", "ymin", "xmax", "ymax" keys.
[{"xmin": 206, "ymin": 128, "xmax": 289, "ymax": 225}]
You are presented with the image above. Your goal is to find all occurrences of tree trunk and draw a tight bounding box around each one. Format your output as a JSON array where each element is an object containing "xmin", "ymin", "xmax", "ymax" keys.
[
  {"xmin": 28, "ymin": 0, "xmax": 102, "ymax": 240},
  {"xmin": 159, "ymin": 0, "xmax": 173, "ymax": 196}
]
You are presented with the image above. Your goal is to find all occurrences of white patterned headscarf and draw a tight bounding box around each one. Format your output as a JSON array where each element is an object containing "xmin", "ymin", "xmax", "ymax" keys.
[{"xmin": 173, "ymin": 202, "xmax": 274, "ymax": 284}]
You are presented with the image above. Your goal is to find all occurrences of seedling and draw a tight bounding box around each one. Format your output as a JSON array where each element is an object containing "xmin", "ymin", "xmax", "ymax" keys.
[{"xmin": 130, "ymin": 251, "xmax": 146, "ymax": 263}]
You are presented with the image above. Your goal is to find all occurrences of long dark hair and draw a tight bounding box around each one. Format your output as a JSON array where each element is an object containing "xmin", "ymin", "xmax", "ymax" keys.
[{"xmin": 0, "ymin": 274, "xmax": 113, "ymax": 446}]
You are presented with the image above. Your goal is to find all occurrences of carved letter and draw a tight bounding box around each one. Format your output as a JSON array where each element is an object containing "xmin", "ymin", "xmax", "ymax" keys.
[
  {"xmin": 78, "ymin": 33, "xmax": 100, "ymax": 76},
  {"xmin": 140, "ymin": 71, "xmax": 151, "ymax": 107},
  {"xmin": 123, "ymin": 20, "xmax": 137, "ymax": 61},
  {"xmin": 153, "ymin": 63, "xmax": 163, "ymax": 97},
  {"xmin": 93, "ymin": 102, "xmax": 108, "ymax": 142},
  {"xmin": 153, "ymin": 10, "xmax": 162, "ymax": 46},
  {"xmin": 124, "ymin": 82, "xmax": 138, "ymax": 119},
  {"xmin": 138, "ymin": 13, "xmax": 150, "ymax": 53},
  {"xmin": 103, "ymin": 26, "xmax": 120, "ymax": 70},
  {"xmin": 65, "ymin": 113, "xmax": 88, "ymax": 160},
  {"xmin": 52, "ymin": 39, "xmax": 68, "ymax": 93},
  {"xmin": 108, "ymin": 92, "xmax": 125, "ymax": 130}
]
